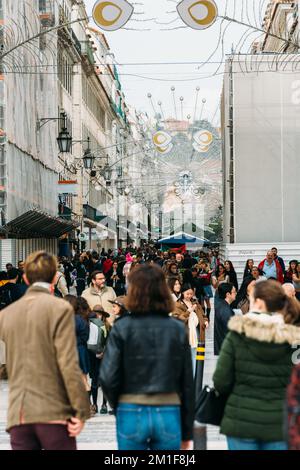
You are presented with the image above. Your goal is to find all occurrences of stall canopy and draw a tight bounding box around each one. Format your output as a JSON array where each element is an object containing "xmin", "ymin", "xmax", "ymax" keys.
[
  {"xmin": 158, "ymin": 232, "xmax": 210, "ymax": 245},
  {"xmin": 1, "ymin": 209, "xmax": 79, "ymax": 239}
]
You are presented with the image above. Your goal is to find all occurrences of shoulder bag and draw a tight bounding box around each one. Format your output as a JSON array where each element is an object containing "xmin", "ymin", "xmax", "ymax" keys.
[{"xmin": 195, "ymin": 385, "xmax": 228, "ymax": 426}]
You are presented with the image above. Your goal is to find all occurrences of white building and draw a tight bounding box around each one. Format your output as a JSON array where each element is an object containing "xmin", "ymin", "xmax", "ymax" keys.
[{"xmin": 221, "ymin": 54, "xmax": 300, "ymax": 282}]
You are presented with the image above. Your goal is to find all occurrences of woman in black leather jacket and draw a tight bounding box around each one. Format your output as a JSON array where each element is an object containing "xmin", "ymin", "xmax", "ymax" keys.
[{"xmin": 99, "ymin": 264, "xmax": 195, "ymax": 451}]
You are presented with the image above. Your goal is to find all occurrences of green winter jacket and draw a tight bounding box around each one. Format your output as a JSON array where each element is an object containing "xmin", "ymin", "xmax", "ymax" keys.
[{"xmin": 213, "ymin": 312, "xmax": 300, "ymax": 442}]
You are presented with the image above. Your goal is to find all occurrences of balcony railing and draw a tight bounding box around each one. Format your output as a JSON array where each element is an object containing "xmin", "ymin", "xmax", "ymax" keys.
[
  {"xmin": 72, "ymin": 30, "xmax": 81, "ymax": 55},
  {"xmin": 80, "ymin": 41, "xmax": 95, "ymax": 66},
  {"xmin": 83, "ymin": 204, "xmax": 104, "ymax": 223}
]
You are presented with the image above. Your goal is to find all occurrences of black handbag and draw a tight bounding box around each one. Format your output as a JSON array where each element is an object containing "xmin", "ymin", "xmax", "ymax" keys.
[{"xmin": 195, "ymin": 385, "xmax": 228, "ymax": 426}]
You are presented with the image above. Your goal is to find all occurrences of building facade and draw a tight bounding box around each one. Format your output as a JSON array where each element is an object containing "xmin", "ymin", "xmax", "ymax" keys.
[
  {"xmin": 0, "ymin": 0, "xmax": 149, "ymax": 266},
  {"xmin": 253, "ymin": 0, "xmax": 299, "ymax": 53}
]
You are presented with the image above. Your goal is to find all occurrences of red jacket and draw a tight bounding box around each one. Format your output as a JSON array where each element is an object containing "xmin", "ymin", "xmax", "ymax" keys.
[
  {"xmin": 258, "ymin": 259, "xmax": 284, "ymax": 284},
  {"xmin": 103, "ymin": 259, "xmax": 113, "ymax": 274}
]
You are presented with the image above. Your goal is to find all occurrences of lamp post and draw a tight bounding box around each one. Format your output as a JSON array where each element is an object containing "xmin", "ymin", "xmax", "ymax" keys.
[
  {"xmin": 102, "ymin": 164, "xmax": 113, "ymax": 185},
  {"xmin": 82, "ymin": 137, "xmax": 95, "ymax": 171},
  {"xmin": 147, "ymin": 202, "xmax": 152, "ymax": 243},
  {"xmin": 116, "ymin": 178, "xmax": 126, "ymax": 249},
  {"xmin": 57, "ymin": 113, "xmax": 72, "ymax": 154}
]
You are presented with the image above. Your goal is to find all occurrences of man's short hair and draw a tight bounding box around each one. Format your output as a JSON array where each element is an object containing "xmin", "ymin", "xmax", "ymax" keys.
[
  {"xmin": 91, "ymin": 271, "xmax": 104, "ymax": 281},
  {"xmin": 218, "ymin": 282, "xmax": 235, "ymax": 300},
  {"xmin": 25, "ymin": 252, "xmax": 57, "ymax": 284},
  {"xmin": 7, "ymin": 268, "xmax": 19, "ymax": 280}
]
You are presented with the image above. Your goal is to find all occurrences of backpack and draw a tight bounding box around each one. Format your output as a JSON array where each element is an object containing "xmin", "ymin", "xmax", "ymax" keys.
[
  {"xmin": 87, "ymin": 320, "xmax": 107, "ymax": 355},
  {"xmin": 54, "ymin": 274, "xmax": 63, "ymax": 298},
  {"xmin": 0, "ymin": 285, "xmax": 13, "ymax": 309},
  {"xmin": 70, "ymin": 269, "xmax": 77, "ymax": 284}
]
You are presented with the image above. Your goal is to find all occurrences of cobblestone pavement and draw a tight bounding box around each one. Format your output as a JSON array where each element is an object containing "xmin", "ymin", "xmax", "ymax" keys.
[{"xmin": 0, "ymin": 307, "xmax": 227, "ymax": 451}]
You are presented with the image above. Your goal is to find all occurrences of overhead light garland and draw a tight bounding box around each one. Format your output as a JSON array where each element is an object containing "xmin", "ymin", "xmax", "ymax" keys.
[
  {"xmin": 92, "ymin": 0, "xmax": 134, "ymax": 31},
  {"xmin": 177, "ymin": 0, "xmax": 218, "ymax": 30}
]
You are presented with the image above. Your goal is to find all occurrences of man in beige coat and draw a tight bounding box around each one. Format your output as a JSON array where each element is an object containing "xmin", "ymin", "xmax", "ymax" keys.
[
  {"xmin": 0, "ymin": 251, "xmax": 90, "ymax": 450},
  {"xmin": 82, "ymin": 271, "xmax": 116, "ymax": 324}
]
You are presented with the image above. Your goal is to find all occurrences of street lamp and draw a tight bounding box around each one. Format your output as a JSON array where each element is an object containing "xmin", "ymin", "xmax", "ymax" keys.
[
  {"xmin": 116, "ymin": 178, "xmax": 125, "ymax": 193},
  {"xmin": 82, "ymin": 138, "xmax": 95, "ymax": 170},
  {"xmin": 102, "ymin": 164, "xmax": 113, "ymax": 182},
  {"xmin": 57, "ymin": 126, "xmax": 72, "ymax": 154}
]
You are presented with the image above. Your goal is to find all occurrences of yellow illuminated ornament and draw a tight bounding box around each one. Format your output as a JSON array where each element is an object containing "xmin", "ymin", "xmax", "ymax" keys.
[
  {"xmin": 156, "ymin": 143, "xmax": 173, "ymax": 155},
  {"xmin": 177, "ymin": 0, "xmax": 218, "ymax": 30},
  {"xmin": 152, "ymin": 131, "xmax": 172, "ymax": 149},
  {"xmin": 193, "ymin": 129, "xmax": 213, "ymax": 153},
  {"xmin": 92, "ymin": 0, "xmax": 134, "ymax": 31},
  {"xmin": 194, "ymin": 130, "xmax": 213, "ymax": 146},
  {"xmin": 193, "ymin": 142, "xmax": 210, "ymax": 153}
]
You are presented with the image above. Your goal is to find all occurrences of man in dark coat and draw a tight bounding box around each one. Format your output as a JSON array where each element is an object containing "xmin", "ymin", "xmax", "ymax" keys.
[
  {"xmin": 0, "ymin": 268, "xmax": 27, "ymax": 308},
  {"xmin": 214, "ymin": 283, "xmax": 236, "ymax": 356}
]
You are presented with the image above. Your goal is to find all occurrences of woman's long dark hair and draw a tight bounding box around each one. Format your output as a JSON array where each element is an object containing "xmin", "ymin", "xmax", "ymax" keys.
[
  {"xmin": 232, "ymin": 276, "xmax": 254, "ymax": 309},
  {"xmin": 65, "ymin": 295, "xmax": 90, "ymax": 322},
  {"xmin": 127, "ymin": 264, "xmax": 174, "ymax": 315},
  {"xmin": 287, "ymin": 260, "xmax": 298, "ymax": 274},
  {"xmin": 167, "ymin": 277, "xmax": 182, "ymax": 294},
  {"xmin": 244, "ymin": 259, "xmax": 254, "ymax": 278},
  {"xmin": 215, "ymin": 264, "xmax": 226, "ymax": 278},
  {"xmin": 225, "ymin": 260, "xmax": 236, "ymax": 273}
]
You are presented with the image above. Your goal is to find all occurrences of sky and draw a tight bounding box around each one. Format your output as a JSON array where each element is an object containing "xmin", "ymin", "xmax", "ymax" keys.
[{"xmin": 84, "ymin": 0, "xmax": 268, "ymax": 124}]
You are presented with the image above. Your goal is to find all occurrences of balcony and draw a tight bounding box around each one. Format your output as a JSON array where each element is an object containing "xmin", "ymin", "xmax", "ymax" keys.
[
  {"xmin": 110, "ymin": 100, "xmax": 126, "ymax": 121},
  {"xmin": 83, "ymin": 204, "xmax": 104, "ymax": 223},
  {"xmin": 58, "ymin": 203, "xmax": 72, "ymax": 221},
  {"xmin": 80, "ymin": 41, "xmax": 95, "ymax": 66},
  {"xmin": 71, "ymin": 30, "xmax": 81, "ymax": 55}
]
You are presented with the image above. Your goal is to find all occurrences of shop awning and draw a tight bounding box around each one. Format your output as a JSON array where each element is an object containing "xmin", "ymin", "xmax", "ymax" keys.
[
  {"xmin": 158, "ymin": 232, "xmax": 210, "ymax": 245},
  {"xmin": 1, "ymin": 209, "xmax": 79, "ymax": 239}
]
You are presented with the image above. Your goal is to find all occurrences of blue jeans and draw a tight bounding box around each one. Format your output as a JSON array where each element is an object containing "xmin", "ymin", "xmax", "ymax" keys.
[
  {"xmin": 227, "ymin": 437, "xmax": 288, "ymax": 451},
  {"xmin": 116, "ymin": 403, "xmax": 182, "ymax": 450}
]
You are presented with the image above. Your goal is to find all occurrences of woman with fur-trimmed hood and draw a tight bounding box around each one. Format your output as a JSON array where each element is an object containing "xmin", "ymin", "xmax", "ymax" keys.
[{"xmin": 213, "ymin": 280, "xmax": 300, "ymax": 451}]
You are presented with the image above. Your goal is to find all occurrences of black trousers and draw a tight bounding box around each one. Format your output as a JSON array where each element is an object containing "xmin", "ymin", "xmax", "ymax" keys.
[{"xmin": 76, "ymin": 280, "xmax": 86, "ymax": 297}]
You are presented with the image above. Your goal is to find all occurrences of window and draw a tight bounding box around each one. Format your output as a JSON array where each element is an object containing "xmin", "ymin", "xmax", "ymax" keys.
[
  {"xmin": 59, "ymin": 0, "xmax": 71, "ymax": 27},
  {"xmin": 82, "ymin": 125, "xmax": 102, "ymax": 158},
  {"xmin": 82, "ymin": 75, "xmax": 106, "ymax": 130},
  {"xmin": 58, "ymin": 49, "xmax": 73, "ymax": 95}
]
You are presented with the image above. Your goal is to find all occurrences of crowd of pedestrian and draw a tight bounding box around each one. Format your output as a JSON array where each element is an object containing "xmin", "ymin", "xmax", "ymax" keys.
[{"xmin": 1, "ymin": 244, "xmax": 300, "ymax": 451}]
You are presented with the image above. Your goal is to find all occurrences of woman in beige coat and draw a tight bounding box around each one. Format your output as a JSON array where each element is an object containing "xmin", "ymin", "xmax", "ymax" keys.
[{"xmin": 173, "ymin": 283, "xmax": 209, "ymax": 376}]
